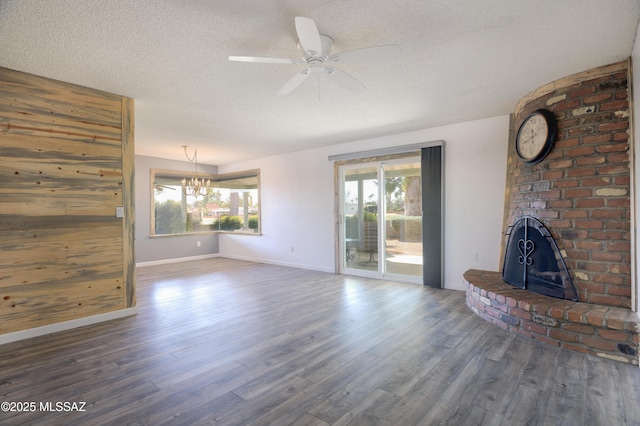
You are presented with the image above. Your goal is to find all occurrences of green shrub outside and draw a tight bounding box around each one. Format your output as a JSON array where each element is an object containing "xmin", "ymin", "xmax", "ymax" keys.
[
  {"xmin": 213, "ymin": 215, "xmax": 259, "ymax": 231},
  {"xmin": 155, "ymin": 200, "xmax": 184, "ymax": 234}
]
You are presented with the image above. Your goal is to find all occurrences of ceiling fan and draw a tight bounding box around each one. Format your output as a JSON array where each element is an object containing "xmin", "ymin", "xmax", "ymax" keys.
[{"xmin": 229, "ymin": 17, "xmax": 401, "ymax": 95}]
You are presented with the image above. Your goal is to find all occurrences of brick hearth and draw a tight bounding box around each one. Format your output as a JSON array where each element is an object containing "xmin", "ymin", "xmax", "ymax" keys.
[
  {"xmin": 468, "ymin": 61, "xmax": 640, "ymax": 365},
  {"xmin": 464, "ymin": 269, "xmax": 639, "ymax": 364}
]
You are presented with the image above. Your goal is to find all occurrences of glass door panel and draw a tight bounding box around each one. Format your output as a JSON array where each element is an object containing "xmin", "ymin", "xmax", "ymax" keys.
[
  {"xmin": 337, "ymin": 150, "xmax": 442, "ymax": 286},
  {"xmin": 341, "ymin": 165, "xmax": 379, "ymax": 274},
  {"xmin": 383, "ymin": 161, "xmax": 423, "ymax": 279}
]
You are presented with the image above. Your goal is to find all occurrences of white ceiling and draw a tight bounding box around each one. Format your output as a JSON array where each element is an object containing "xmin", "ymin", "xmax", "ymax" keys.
[{"xmin": 1, "ymin": 0, "xmax": 639, "ymax": 165}]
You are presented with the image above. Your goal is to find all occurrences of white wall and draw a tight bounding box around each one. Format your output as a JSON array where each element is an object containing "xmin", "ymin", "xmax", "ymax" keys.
[
  {"xmin": 135, "ymin": 155, "xmax": 219, "ymax": 264},
  {"xmin": 219, "ymin": 148, "xmax": 337, "ymax": 272},
  {"xmin": 219, "ymin": 115, "xmax": 510, "ymax": 291}
]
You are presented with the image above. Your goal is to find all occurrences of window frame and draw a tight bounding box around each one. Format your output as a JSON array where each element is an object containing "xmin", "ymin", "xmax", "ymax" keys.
[{"xmin": 150, "ymin": 168, "xmax": 261, "ymax": 237}]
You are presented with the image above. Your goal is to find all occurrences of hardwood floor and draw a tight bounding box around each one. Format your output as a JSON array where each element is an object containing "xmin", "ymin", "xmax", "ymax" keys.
[{"xmin": 1, "ymin": 258, "xmax": 639, "ymax": 425}]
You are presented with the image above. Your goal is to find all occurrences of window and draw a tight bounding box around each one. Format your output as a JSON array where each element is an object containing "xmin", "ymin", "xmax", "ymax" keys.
[{"xmin": 151, "ymin": 169, "xmax": 260, "ymax": 236}]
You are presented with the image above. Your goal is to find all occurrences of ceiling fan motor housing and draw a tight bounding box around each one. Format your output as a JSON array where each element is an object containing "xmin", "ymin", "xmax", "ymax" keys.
[{"xmin": 299, "ymin": 34, "xmax": 334, "ymax": 63}]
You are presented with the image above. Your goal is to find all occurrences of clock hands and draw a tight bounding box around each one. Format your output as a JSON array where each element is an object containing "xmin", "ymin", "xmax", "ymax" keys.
[
  {"xmin": 518, "ymin": 127, "xmax": 540, "ymax": 158},
  {"xmin": 520, "ymin": 129, "xmax": 538, "ymax": 146}
]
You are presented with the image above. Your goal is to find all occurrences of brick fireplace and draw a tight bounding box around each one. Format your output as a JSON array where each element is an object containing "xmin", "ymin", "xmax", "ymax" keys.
[{"xmin": 464, "ymin": 60, "xmax": 639, "ymax": 364}]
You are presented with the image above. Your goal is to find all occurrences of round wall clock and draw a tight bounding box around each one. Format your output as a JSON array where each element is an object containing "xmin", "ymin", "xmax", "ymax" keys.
[{"xmin": 515, "ymin": 109, "xmax": 557, "ymax": 164}]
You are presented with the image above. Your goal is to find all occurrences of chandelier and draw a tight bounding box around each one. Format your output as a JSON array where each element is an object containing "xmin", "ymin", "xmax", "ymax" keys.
[{"xmin": 181, "ymin": 145, "xmax": 210, "ymax": 197}]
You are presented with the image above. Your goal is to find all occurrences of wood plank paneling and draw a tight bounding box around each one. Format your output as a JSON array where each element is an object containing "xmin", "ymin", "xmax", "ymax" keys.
[
  {"xmin": 0, "ymin": 89, "xmax": 121, "ymax": 124},
  {"xmin": 121, "ymin": 97, "xmax": 135, "ymax": 309},
  {"xmin": 0, "ymin": 216, "xmax": 122, "ymax": 243},
  {"xmin": 0, "ymin": 277, "xmax": 124, "ymax": 333},
  {"xmin": 0, "ymin": 67, "xmax": 134, "ymax": 334},
  {"xmin": 0, "ymin": 107, "xmax": 123, "ymax": 141},
  {"xmin": 0, "ymin": 201, "xmax": 66, "ymax": 216},
  {"xmin": 0, "ymin": 158, "xmax": 122, "ymax": 183},
  {"xmin": 0, "ymin": 132, "xmax": 123, "ymax": 157}
]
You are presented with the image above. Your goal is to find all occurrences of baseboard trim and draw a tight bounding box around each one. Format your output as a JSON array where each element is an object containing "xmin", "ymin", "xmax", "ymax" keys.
[
  {"xmin": 136, "ymin": 253, "xmax": 220, "ymax": 268},
  {"xmin": 0, "ymin": 307, "xmax": 139, "ymax": 345},
  {"xmin": 221, "ymin": 253, "xmax": 335, "ymax": 274},
  {"xmin": 137, "ymin": 252, "xmax": 333, "ymax": 274}
]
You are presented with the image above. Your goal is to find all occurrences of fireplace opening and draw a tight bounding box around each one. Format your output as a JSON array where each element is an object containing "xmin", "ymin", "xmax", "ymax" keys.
[{"xmin": 502, "ymin": 216, "xmax": 578, "ymax": 301}]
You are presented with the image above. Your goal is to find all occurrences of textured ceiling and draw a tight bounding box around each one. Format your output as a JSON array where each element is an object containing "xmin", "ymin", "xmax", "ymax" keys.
[{"xmin": 1, "ymin": 0, "xmax": 639, "ymax": 165}]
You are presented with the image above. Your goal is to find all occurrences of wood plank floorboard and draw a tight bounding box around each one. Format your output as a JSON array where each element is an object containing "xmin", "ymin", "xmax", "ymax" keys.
[{"xmin": 1, "ymin": 257, "xmax": 639, "ymax": 425}]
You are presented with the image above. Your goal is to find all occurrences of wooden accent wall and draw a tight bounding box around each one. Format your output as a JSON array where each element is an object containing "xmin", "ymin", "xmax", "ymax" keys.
[{"xmin": 0, "ymin": 67, "xmax": 135, "ymax": 334}]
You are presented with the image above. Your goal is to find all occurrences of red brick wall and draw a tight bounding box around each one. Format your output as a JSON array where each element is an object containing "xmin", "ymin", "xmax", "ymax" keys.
[{"xmin": 505, "ymin": 62, "xmax": 631, "ymax": 308}]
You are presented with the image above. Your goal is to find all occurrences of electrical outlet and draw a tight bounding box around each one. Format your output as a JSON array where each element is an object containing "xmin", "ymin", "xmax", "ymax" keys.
[
  {"xmin": 473, "ymin": 252, "xmax": 479, "ymax": 262},
  {"xmin": 197, "ymin": 241, "xmax": 201, "ymax": 248},
  {"xmin": 290, "ymin": 246, "xmax": 294, "ymax": 253}
]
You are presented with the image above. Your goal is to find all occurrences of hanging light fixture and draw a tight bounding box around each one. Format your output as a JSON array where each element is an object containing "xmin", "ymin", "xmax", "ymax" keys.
[{"xmin": 181, "ymin": 145, "xmax": 210, "ymax": 197}]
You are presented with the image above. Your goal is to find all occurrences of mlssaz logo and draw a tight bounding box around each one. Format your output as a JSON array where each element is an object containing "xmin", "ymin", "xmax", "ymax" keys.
[{"xmin": 40, "ymin": 401, "xmax": 87, "ymax": 412}]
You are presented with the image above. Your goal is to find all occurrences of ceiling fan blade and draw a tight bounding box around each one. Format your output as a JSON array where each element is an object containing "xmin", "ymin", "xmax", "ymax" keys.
[
  {"xmin": 328, "ymin": 45, "xmax": 402, "ymax": 64},
  {"xmin": 229, "ymin": 55, "xmax": 302, "ymax": 64},
  {"xmin": 324, "ymin": 67, "xmax": 366, "ymax": 93},
  {"xmin": 295, "ymin": 16, "xmax": 322, "ymax": 56},
  {"xmin": 278, "ymin": 69, "xmax": 311, "ymax": 95}
]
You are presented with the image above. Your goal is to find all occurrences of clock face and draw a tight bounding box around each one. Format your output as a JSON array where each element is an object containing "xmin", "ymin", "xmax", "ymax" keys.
[{"xmin": 516, "ymin": 110, "xmax": 555, "ymax": 164}]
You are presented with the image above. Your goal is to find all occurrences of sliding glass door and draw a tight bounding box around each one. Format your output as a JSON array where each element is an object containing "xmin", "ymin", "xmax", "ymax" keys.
[
  {"xmin": 383, "ymin": 160, "xmax": 423, "ymax": 280},
  {"xmin": 339, "ymin": 158, "xmax": 424, "ymax": 284}
]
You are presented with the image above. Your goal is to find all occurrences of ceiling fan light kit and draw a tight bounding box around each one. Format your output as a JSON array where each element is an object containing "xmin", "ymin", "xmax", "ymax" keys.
[{"xmin": 229, "ymin": 16, "xmax": 401, "ymax": 95}]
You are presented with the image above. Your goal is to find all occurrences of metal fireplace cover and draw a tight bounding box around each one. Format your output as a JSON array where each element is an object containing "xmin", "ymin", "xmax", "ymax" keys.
[{"xmin": 502, "ymin": 216, "xmax": 578, "ymax": 301}]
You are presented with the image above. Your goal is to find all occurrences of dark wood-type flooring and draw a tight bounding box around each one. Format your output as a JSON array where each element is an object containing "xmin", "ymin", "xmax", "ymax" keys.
[{"xmin": 1, "ymin": 258, "xmax": 639, "ymax": 425}]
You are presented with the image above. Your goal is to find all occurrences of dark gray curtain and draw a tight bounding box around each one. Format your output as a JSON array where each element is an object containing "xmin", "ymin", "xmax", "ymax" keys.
[{"xmin": 421, "ymin": 146, "xmax": 442, "ymax": 287}]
